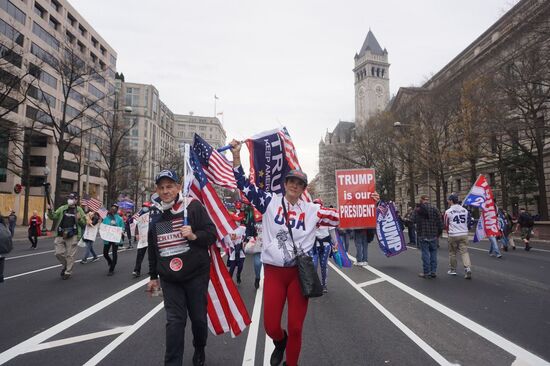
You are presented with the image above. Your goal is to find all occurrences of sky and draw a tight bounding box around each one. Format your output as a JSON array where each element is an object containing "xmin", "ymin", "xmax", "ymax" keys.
[{"xmin": 71, "ymin": 0, "xmax": 520, "ymax": 178}]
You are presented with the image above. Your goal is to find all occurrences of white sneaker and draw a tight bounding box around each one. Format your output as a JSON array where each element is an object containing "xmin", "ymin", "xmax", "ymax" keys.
[
  {"xmin": 447, "ymin": 270, "xmax": 457, "ymax": 276},
  {"xmin": 361, "ymin": 262, "xmax": 369, "ymax": 266},
  {"xmin": 353, "ymin": 261, "xmax": 363, "ymax": 266}
]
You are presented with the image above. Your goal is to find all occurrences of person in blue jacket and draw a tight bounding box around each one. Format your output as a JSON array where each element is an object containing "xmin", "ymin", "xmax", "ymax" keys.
[{"xmin": 102, "ymin": 203, "xmax": 125, "ymax": 276}]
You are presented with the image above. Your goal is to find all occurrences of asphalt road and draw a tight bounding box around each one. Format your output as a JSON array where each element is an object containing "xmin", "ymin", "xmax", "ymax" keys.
[{"xmin": 1, "ymin": 235, "xmax": 549, "ymax": 366}]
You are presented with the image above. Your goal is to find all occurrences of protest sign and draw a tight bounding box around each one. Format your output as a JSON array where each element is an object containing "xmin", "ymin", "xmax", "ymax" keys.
[
  {"xmin": 99, "ymin": 223, "xmax": 123, "ymax": 243},
  {"xmin": 336, "ymin": 169, "xmax": 376, "ymax": 229}
]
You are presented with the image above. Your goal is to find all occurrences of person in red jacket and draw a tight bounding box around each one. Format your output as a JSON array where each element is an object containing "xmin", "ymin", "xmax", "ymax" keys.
[{"xmin": 28, "ymin": 210, "xmax": 42, "ymax": 249}]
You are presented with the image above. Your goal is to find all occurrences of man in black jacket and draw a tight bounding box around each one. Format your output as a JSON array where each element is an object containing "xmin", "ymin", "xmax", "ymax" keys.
[
  {"xmin": 146, "ymin": 169, "xmax": 217, "ymax": 366},
  {"xmin": 412, "ymin": 195, "xmax": 443, "ymax": 278}
]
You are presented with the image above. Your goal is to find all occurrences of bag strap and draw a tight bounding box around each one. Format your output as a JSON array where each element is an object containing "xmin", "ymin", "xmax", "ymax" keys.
[{"xmin": 281, "ymin": 197, "xmax": 299, "ymax": 255}]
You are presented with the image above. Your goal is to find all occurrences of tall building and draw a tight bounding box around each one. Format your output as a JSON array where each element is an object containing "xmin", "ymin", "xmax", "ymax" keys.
[
  {"xmin": 316, "ymin": 30, "xmax": 390, "ymax": 205},
  {"xmin": 118, "ymin": 81, "xmax": 176, "ymax": 204},
  {"xmin": 173, "ymin": 113, "xmax": 227, "ymax": 149},
  {"xmin": 354, "ymin": 30, "xmax": 390, "ymax": 127},
  {"xmin": 0, "ymin": 0, "xmax": 117, "ymax": 222}
]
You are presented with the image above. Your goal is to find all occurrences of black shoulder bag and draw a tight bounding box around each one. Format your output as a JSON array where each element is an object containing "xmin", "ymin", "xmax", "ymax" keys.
[{"xmin": 281, "ymin": 197, "xmax": 323, "ymax": 298}]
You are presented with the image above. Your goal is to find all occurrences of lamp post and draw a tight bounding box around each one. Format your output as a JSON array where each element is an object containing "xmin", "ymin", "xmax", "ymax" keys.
[{"xmin": 42, "ymin": 165, "xmax": 50, "ymax": 232}]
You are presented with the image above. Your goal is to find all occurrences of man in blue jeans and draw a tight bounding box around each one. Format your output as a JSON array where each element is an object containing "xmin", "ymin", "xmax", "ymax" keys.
[
  {"xmin": 412, "ymin": 195, "xmax": 443, "ymax": 278},
  {"xmin": 353, "ymin": 228, "xmax": 375, "ymax": 266}
]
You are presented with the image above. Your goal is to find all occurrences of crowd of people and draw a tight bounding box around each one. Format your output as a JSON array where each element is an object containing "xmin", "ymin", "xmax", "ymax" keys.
[{"xmin": 0, "ymin": 156, "xmax": 544, "ymax": 366}]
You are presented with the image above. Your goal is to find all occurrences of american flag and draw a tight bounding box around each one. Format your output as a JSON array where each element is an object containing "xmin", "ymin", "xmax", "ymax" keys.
[
  {"xmin": 81, "ymin": 197, "xmax": 108, "ymax": 218},
  {"xmin": 193, "ymin": 134, "xmax": 237, "ymax": 189},
  {"xmin": 207, "ymin": 245, "xmax": 251, "ymax": 336},
  {"xmin": 278, "ymin": 127, "xmax": 312, "ymax": 202},
  {"xmin": 188, "ymin": 149, "xmax": 237, "ymax": 240}
]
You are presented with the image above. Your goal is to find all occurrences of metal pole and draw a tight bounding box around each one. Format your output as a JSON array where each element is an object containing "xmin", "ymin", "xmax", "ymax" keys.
[
  {"xmin": 85, "ymin": 130, "xmax": 91, "ymax": 195},
  {"xmin": 428, "ymin": 169, "xmax": 431, "ymax": 201}
]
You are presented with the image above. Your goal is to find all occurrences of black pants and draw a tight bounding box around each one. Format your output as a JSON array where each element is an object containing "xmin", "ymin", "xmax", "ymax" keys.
[
  {"xmin": 229, "ymin": 244, "xmax": 245, "ymax": 278},
  {"xmin": 133, "ymin": 247, "xmax": 147, "ymax": 273},
  {"xmin": 28, "ymin": 235, "xmax": 38, "ymax": 248},
  {"xmin": 103, "ymin": 242, "xmax": 118, "ymax": 272},
  {"xmin": 161, "ymin": 273, "xmax": 209, "ymax": 366}
]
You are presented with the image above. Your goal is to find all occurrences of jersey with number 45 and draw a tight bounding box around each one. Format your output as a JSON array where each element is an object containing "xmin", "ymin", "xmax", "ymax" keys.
[{"xmin": 444, "ymin": 204, "xmax": 471, "ymax": 237}]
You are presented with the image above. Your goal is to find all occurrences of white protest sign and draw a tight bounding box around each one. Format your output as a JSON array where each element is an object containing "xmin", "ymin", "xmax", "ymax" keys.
[
  {"xmin": 136, "ymin": 213, "xmax": 150, "ymax": 249},
  {"xmin": 83, "ymin": 223, "xmax": 99, "ymax": 242},
  {"xmin": 99, "ymin": 223, "xmax": 123, "ymax": 243}
]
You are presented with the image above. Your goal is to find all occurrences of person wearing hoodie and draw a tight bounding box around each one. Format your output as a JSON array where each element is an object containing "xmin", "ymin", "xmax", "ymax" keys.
[
  {"xmin": 102, "ymin": 203, "xmax": 125, "ymax": 276},
  {"xmin": 47, "ymin": 193, "xmax": 86, "ymax": 279},
  {"xmin": 146, "ymin": 170, "xmax": 216, "ymax": 366}
]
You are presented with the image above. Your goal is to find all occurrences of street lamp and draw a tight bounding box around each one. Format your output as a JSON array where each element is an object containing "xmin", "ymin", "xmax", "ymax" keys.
[
  {"xmin": 42, "ymin": 165, "xmax": 50, "ymax": 233},
  {"xmin": 394, "ymin": 121, "xmax": 431, "ymax": 202}
]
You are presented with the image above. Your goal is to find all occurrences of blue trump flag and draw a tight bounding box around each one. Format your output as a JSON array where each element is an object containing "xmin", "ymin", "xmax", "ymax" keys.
[
  {"xmin": 375, "ymin": 201, "xmax": 407, "ymax": 257},
  {"xmin": 245, "ymin": 129, "xmax": 290, "ymax": 195}
]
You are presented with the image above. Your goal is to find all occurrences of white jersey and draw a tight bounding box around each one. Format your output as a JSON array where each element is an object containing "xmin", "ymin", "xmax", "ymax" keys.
[{"xmin": 444, "ymin": 204, "xmax": 470, "ymax": 237}]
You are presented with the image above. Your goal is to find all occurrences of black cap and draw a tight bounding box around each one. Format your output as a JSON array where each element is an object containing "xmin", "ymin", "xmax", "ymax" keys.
[
  {"xmin": 285, "ymin": 169, "xmax": 308, "ymax": 186},
  {"xmin": 155, "ymin": 169, "xmax": 179, "ymax": 184},
  {"xmin": 448, "ymin": 194, "xmax": 459, "ymax": 203}
]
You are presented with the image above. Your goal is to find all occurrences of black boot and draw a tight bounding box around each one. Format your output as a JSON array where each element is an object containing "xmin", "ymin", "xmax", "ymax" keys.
[
  {"xmin": 254, "ymin": 278, "xmax": 260, "ymax": 289},
  {"xmin": 237, "ymin": 274, "xmax": 242, "ymax": 284},
  {"xmin": 270, "ymin": 331, "xmax": 287, "ymax": 366},
  {"xmin": 193, "ymin": 347, "xmax": 205, "ymax": 366}
]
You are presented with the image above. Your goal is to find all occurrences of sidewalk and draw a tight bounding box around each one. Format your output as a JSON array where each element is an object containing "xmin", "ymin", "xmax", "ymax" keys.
[{"xmin": 10, "ymin": 225, "xmax": 55, "ymax": 242}]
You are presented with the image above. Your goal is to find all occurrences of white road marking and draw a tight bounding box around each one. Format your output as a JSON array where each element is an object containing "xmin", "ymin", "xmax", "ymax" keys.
[
  {"xmin": 346, "ymin": 253, "xmax": 549, "ymax": 365},
  {"xmin": 23, "ymin": 327, "xmax": 131, "ymax": 353},
  {"xmin": 0, "ymin": 277, "xmax": 150, "ymax": 365},
  {"xmin": 6, "ymin": 250, "xmax": 55, "ymax": 260},
  {"xmin": 242, "ymin": 268, "xmax": 264, "ymax": 366},
  {"xmin": 83, "ymin": 302, "xmax": 164, "ymax": 366},
  {"xmin": 357, "ymin": 278, "xmax": 386, "ymax": 287},
  {"xmin": 264, "ymin": 331, "xmax": 274, "ymax": 366},
  {"xmin": 329, "ymin": 262, "xmax": 455, "ymax": 366}
]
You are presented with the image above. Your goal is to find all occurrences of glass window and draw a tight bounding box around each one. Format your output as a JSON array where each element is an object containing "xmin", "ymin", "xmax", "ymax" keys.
[
  {"xmin": 0, "ymin": 135, "xmax": 7, "ymax": 182},
  {"xmin": 31, "ymin": 42, "xmax": 58, "ymax": 68},
  {"xmin": 33, "ymin": 21, "xmax": 60, "ymax": 50},
  {"xmin": 26, "ymin": 105, "xmax": 54, "ymax": 125},
  {"xmin": 28, "ymin": 85, "xmax": 56, "ymax": 108},
  {"xmin": 34, "ymin": 2, "xmax": 46, "ymax": 18},
  {"xmin": 29, "ymin": 63, "xmax": 57, "ymax": 89},
  {"xmin": 48, "ymin": 16, "xmax": 59, "ymax": 30},
  {"xmin": 0, "ymin": 0, "xmax": 26, "ymax": 25},
  {"xmin": 67, "ymin": 12, "xmax": 76, "ymax": 27},
  {"xmin": 68, "ymin": 88, "xmax": 83, "ymax": 103},
  {"xmin": 78, "ymin": 24, "xmax": 86, "ymax": 37},
  {"xmin": 50, "ymin": 0, "xmax": 61, "ymax": 12},
  {"xmin": 29, "ymin": 155, "xmax": 47, "ymax": 167},
  {"xmin": 125, "ymin": 87, "xmax": 140, "ymax": 107},
  {"xmin": 109, "ymin": 54, "xmax": 116, "ymax": 65},
  {"xmin": 91, "ymin": 37, "xmax": 98, "ymax": 48},
  {"xmin": 0, "ymin": 18, "xmax": 24, "ymax": 46},
  {"xmin": 0, "ymin": 43, "xmax": 22, "ymax": 68}
]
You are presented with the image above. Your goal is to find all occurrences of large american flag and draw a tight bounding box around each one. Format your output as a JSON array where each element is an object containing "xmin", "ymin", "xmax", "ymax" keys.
[
  {"xmin": 193, "ymin": 134, "xmax": 237, "ymax": 189},
  {"xmin": 81, "ymin": 197, "xmax": 108, "ymax": 218},
  {"xmin": 188, "ymin": 149, "xmax": 237, "ymax": 240},
  {"xmin": 156, "ymin": 217, "xmax": 185, "ymax": 250}
]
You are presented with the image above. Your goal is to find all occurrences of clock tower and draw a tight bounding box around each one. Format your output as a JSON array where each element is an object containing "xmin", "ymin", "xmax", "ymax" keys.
[{"xmin": 354, "ymin": 30, "xmax": 390, "ymax": 127}]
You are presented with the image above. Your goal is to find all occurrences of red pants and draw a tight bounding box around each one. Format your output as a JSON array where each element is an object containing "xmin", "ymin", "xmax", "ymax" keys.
[{"xmin": 263, "ymin": 264, "xmax": 309, "ymax": 366}]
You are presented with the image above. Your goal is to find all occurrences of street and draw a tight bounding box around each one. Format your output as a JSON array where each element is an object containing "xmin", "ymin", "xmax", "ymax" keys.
[{"xmin": 0, "ymin": 235, "xmax": 549, "ymax": 366}]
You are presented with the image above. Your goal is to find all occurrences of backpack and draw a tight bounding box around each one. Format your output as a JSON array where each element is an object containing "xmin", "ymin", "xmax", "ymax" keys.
[{"xmin": 0, "ymin": 223, "xmax": 13, "ymax": 254}]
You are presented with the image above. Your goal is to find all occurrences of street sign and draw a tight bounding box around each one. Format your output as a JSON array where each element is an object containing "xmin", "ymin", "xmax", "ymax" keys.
[{"xmin": 335, "ymin": 168, "xmax": 377, "ymax": 229}]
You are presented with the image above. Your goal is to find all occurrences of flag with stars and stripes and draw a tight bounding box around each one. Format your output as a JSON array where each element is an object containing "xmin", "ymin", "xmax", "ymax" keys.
[
  {"xmin": 193, "ymin": 134, "xmax": 237, "ymax": 189},
  {"xmin": 245, "ymin": 128, "xmax": 291, "ymax": 195},
  {"xmin": 188, "ymin": 148, "xmax": 237, "ymax": 240},
  {"xmin": 81, "ymin": 196, "xmax": 108, "ymax": 219}
]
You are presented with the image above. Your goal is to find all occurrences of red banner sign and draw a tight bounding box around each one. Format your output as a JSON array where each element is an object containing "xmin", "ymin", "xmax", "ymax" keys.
[{"xmin": 336, "ymin": 169, "xmax": 377, "ymax": 229}]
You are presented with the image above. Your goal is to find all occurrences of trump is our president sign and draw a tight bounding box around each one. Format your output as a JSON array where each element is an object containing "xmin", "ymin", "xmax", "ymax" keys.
[{"xmin": 336, "ymin": 169, "xmax": 376, "ymax": 229}]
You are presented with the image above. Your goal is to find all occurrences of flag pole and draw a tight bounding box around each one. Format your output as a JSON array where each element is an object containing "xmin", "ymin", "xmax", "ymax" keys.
[{"xmin": 183, "ymin": 144, "xmax": 189, "ymax": 225}]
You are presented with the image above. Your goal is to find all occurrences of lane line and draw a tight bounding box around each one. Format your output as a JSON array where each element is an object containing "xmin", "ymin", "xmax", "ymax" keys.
[
  {"xmin": 347, "ymin": 254, "xmax": 550, "ymax": 365},
  {"xmin": 6, "ymin": 250, "xmax": 55, "ymax": 260},
  {"xmin": 264, "ymin": 329, "xmax": 274, "ymax": 366},
  {"xmin": 329, "ymin": 262, "xmax": 454, "ymax": 366},
  {"xmin": 23, "ymin": 327, "xmax": 131, "ymax": 353},
  {"xmin": 83, "ymin": 302, "xmax": 165, "ymax": 366},
  {"xmin": 357, "ymin": 278, "xmax": 386, "ymax": 287},
  {"xmin": 242, "ymin": 268, "xmax": 264, "ymax": 366},
  {"xmin": 0, "ymin": 277, "xmax": 150, "ymax": 365},
  {"xmin": 3, "ymin": 248, "xmax": 134, "ymax": 281}
]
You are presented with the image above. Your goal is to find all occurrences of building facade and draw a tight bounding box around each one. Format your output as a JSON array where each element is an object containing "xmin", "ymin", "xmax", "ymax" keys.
[
  {"xmin": 0, "ymin": 0, "xmax": 117, "ymax": 222},
  {"xmin": 317, "ymin": 30, "xmax": 390, "ymax": 205},
  {"xmin": 119, "ymin": 81, "xmax": 176, "ymax": 204},
  {"xmin": 391, "ymin": 0, "xmax": 550, "ymax": 217},
  {"xmin": 173, "ymin": 113, "xmax": 226, "ymax": 149}
]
